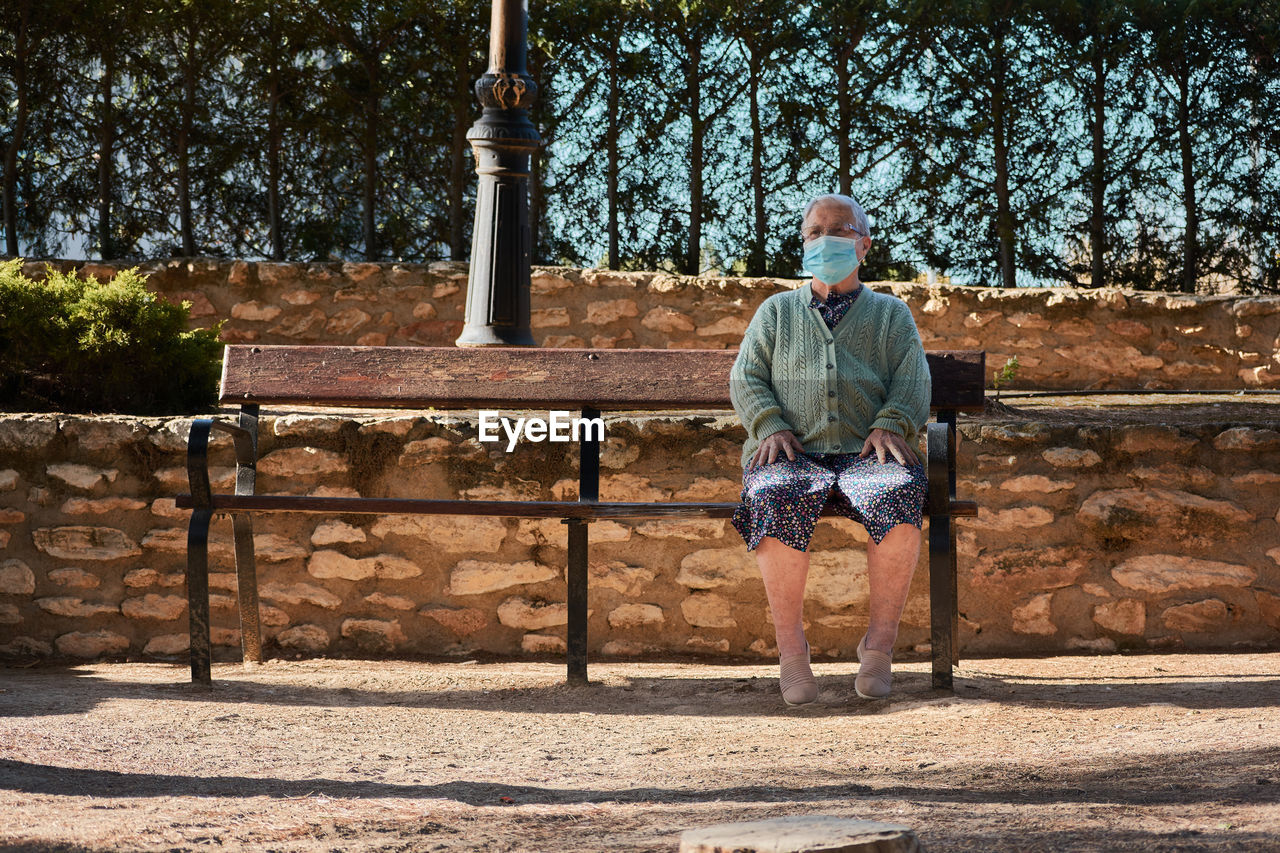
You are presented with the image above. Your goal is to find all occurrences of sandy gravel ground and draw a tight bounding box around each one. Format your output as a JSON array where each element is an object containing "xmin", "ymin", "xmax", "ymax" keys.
[{"xmin": 1, "ymin": 652, "xmax": 1278, "ymax": 852}]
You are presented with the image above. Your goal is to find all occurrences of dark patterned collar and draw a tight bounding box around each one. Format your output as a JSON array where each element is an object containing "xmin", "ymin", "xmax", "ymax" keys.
[{"xmin": 809, "ymin": 285, "xmax": 862, "ymax": 329}]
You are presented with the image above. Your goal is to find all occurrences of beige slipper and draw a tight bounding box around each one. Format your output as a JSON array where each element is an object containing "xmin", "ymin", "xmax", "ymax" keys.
[
  {"xmin": 779, "ymin": 644, "xmax": 818, "ymax": 706},
  {"xmin": 855, "ymin": 635, "xmax": 893, "ymax": 700}
]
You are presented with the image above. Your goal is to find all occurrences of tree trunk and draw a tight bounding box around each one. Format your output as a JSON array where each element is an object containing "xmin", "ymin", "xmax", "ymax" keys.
[
  {"xmin": 1177, "ymin": 55, "xmax": 1197, "ymax": 293},
  {"xmin": 837, "ymin": 32, "xmax": 853, "ymax": 196},
  {"xmin": 991, "ymin": 26, "xmax": 1016, "ymax": 288},
  {"xmin": 97, "ymin": 50, "xmax": 115, "ymax": 259},
  {"xmin": 178, "ymin": 58, "xmax": 196, "ymax": 257},
  {"xmin": 3, "ymin": 4, "xmax": 30, "ymax": 257},
  {"xmin": 1089, "ymin": 26, "xmax": 1106, "ymax": 287},
  {"xmin": 363, "ymin": 69, "xmax": 378, "ymax": 261},
  {"xmin": 267, "ymin": 64, "xmax": 283, "ymax": 260},
  {"xmin": 606, "ymin": 29, "xmax": 620, "ymax": 270},
  {"xmin": 450, "ymin": 54, "xmax": 469, "ymax": 261},
  {"xmin": 748, "ymin": 46, "xmax": 765, "ymax": 276},
  {"xmin": 528, "ymin": 51, "xmax": 543, "ymax": 265},
  {"xmin": 686, "ymin": 38, "xmax": 703, "ymax": 276}
]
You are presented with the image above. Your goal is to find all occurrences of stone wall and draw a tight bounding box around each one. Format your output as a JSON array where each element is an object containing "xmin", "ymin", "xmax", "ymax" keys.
[
  {"xmin": 22, "ymin": 259, "xmax": 1280, "ymax": 390},
  {"xmin": 2, "ymin": 411, "xmax": 1277, "ymax": 662}
]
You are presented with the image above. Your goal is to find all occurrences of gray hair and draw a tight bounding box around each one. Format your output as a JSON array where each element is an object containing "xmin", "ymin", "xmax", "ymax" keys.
[{"xmin": 801, "ymin": 194, "xmax": 870, "ymax": 238}]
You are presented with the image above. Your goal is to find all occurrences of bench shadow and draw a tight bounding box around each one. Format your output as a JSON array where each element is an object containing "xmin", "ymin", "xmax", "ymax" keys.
[
  {"xmin": 1, "ymin": 745, "xmax": 1276, "ymax": 808},
  {"xmin": 2, "ymin": 662, "xmax": 1278, "ymax": 719}
]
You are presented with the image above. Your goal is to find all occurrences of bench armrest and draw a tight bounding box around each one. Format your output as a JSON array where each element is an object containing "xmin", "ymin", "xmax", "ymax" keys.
[
  {"xmin": 186, "ymin": 418, "xmax": 258, "ymax": 509},
  {"xmin": 926, "ymin": 421, "xmax": 952, "ymax": 518}
]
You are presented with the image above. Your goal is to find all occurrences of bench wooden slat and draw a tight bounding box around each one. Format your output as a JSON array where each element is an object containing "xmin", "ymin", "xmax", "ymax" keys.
[
  {"xmin": 175, "ymin": 493, "xmax": 978, "ymax": 519},
  {"xmin": 219, "ymin": 346, "xmax": 986, "ymax": 412}
]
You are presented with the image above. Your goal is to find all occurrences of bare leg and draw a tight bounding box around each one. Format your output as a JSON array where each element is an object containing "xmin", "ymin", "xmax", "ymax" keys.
[
  {"xmin": 864, "ymin": 522, "xmax": 922, "ymax": 654},
  {"xmin": 755, "ymin": 535, "xmax": 810, "ymax": 657}
]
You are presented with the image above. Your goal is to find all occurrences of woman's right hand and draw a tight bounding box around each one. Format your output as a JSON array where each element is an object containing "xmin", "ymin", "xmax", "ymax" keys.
[{"xmin": 748, "ymin": 429, "xmax": 804, "ymax": 469}]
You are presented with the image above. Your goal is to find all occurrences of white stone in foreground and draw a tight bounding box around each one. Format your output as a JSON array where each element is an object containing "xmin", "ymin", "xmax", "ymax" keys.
[{"xmin": 679, "ymin": 816, "xmax": 922, "ymax": 853}]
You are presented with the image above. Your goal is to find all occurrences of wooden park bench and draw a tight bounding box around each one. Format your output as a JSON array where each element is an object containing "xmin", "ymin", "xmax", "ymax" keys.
[{"xmin": 176, "ymin": 345, "xmax": 983, "ymax": 689}]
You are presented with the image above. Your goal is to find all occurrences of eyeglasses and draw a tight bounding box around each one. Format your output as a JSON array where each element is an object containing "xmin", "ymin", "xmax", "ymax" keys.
[{"xmin": 801, "ymin": 223, "xmax": 867, "ymax": 241}]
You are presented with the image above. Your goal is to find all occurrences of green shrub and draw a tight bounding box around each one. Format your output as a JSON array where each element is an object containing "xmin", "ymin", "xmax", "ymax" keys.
[{"xmin": 0, "ymin": 260, "xmax": 224, "ymax": 414}]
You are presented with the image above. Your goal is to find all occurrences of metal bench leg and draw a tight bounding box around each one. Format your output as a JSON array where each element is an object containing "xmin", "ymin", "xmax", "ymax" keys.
[
  {"xmin": 927, "ymin": 422, "xmax": 955, "ymax": 691},
  {"xmin": 187, "ymin": 508, "xmax": 213, "ymax": 685},
  {"xmin": 565, "ymin": 518, "xmax": 589, "ymax": 684},
  {"xmin": 232, "ymin": 513, "xmax": 262, "ymax": 664}
]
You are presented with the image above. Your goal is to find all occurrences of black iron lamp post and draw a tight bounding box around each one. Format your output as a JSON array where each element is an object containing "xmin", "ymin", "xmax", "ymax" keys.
[{"xmin": 455, "ymin": 0, "xmax": 540, "ymax": 347}]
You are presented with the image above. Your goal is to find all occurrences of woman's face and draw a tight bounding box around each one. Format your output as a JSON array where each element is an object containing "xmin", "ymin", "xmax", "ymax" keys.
[{"xmin": 801, "ymin": 202, "xmax": 871, "ymax": 261}]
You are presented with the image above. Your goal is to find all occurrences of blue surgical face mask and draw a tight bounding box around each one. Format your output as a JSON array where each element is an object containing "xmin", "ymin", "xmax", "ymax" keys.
[{"xmin": 802, "ymin": 235, "xmax": 862, "ymax": 286}]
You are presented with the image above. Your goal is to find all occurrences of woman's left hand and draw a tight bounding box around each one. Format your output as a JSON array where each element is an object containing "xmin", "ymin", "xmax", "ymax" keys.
[{"xmin": 859, "ymin": 428, "xmax": 920, "ymax": 466}]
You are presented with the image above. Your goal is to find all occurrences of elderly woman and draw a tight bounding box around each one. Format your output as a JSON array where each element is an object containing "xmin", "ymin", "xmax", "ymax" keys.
[{"xmin": 730, "ymin": 193, "xmax": 931, "ymax": 705}]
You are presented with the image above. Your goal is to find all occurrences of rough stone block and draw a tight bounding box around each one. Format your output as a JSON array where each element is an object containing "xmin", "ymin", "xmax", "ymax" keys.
[
  {"xmin": 675, "ymin": 548, "xmax": 756, "ymax": 590},
  {"xmin": 671, "ymin": 477, "xmax": 739, "ymax": 501},
  {"xmin": 680, "ymin": 593, "xmax": 736, "ymax": 628},
  {"xmin": 448, "ymin": 559, "xmax": 558, "ymax": 596},
  {"xmin": 258, "ymin": 447, "xmax": 347, "ymax": 478},
  {"xmin": 231, "ymin": 300, "xmax": 282, "ymax": 321},
  {"xmin": 521, "ymin": 633, "xmax": 565, "ymax": 653},
  {"xmin": 341, "ymin": 618, "xmax": 405, "ymax": 651},
  {"xmin": 1213, "ymin": 427, "xmax": 1280, "ymax": 452},
  {"xmin": 1012, "ymin": 593, "xmax": 1056, "ymax": 635},
  {"xmin": 0, "ymin": 469, "xmax": 18, "ymax": 491},
  {"xmin": 1093, "ymin": 599, "xmax": 1146, "ymax": 635},
  {"xmin": 968, "ymin": 506, "xmax": 1055, "ymax": 529},
  {"xmin": 311, "ymin": 520, "xmax": 367, "ymax": 546},
  {"xmin": 642, "ymin": 307, "xmax": 695, "ymax": 332},
  {"xmin": 46, "ymin": 463, "xmax": 119, "ymax": 492},
  {"xmin": 1162, "ymin": 598, "xmax": 1229, "ymax": 632},
  {"xmin": 363, "ymin": 592, "xmax": 416, "ymax": 611},
  {"xmin": 121, "ymin": 594, "xmax": 187, "ymax": 621},
  {"xmin": 59, "ymin": 497, "xmax": 147, "ymax": 515},
  {"xmin": 0, "ymin": 603, "xmax": 21, "ymax": 624},
  {"xmin": 635, "ymin": 519, "xmax": 727, "ymax": 540},
  {"xmin": 1081, "ymin": 489, "xmax": 1251, "ymax": 539},
  {"xmin": 35, "ymin": 597, "xmax": 118, "ymax": 617},
  {"xmin": 999, "ymin": 475, "xmax": 1073, "ymax": 493},
  {"xmin": 277, "ymin": 624, "xmax": 330, "ymax": 652},
  {"xmin": 373, "ymin": 515, "xmax": 506, "ymax": 552},
  {"xmin": 697, "ymin": 316, "xmax": 749, "ymax": 337},
  {"xmin": 33, "ymin": 527, "xmax": 142, "ymax": 561},
  {"xmin": 1111, "ymin": 555, "xmax": 1255, "ymax": 593},
  {"xmin": 55, "ymin": 630, "xmax": 129, "ymax": 658},
  {"xmin": 260, "ymin": 582, "xmax": 343, "ymax": 610},
  {"xmin": 805, "ymin": 550, "xmax": 869, "ymax": 610},
  {"xmin": 272, "ymin": 415, "xmax": 350, "ymax": 437},
  {"xmin": 1114, "ymin": 426, "xmax": 1197, "ymax": 455},
  {"xmin": 47, "ymin": 568, "xmax": 101, "ymax": 589},
  {"xmin": 422, "ymin": 606, "xmax": 488, "ymax": 636},
  {"xmin": 1041, "ymin": 447, "xmax": 1101, "ymax": 468},
  {"xmin": 308, "ymin": 550, "xmax": 421, "ymax": 581},
  {"xmin": 497, "ymin": 597, "xmax": 570, "ymax": 630},
  {"xmin": 589, "ymin": 562, "xmax": 656, "ymax": 596},
  {"xmin": 607, "ymin": 603, "xmax": 664, "ymax": 629},
  {"xmin": 515, "ymin": 518, "xmax": 629, "ymax": 548},
  {"xmin": 144, "ymin": 634, "xmax": 190, "ymax": 656}
]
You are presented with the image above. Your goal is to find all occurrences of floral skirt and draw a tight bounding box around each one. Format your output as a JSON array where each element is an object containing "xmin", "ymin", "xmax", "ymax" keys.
[{"xmin": 731, "ymin": 452, "xmax": 927, "ymax": 551}]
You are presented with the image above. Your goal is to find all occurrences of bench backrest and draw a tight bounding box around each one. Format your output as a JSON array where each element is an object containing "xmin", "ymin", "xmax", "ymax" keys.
[{"xmin": 219, "ymin": 345, "xmax": 985, "ymax": 412}]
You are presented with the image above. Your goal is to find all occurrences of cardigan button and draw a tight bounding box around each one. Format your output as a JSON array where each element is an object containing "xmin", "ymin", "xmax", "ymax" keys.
[
  {"xmin": 828, "ymin": 391, "xmax": 835, "ymax": 398},
  {"xmin": 826, "ymin": 363, "xmax": 833, "ymax": 370}
]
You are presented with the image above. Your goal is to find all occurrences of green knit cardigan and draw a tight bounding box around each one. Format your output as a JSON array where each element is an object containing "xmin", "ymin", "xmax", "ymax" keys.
[{"xmin": 729, "ymin": 282, "xmax": 932, "ymax": 470}]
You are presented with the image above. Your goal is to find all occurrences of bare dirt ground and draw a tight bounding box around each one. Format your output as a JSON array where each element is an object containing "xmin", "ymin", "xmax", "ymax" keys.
[{"xmin": 1, "ymin": 653, "xmax": 1278, "ymax": 852}]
